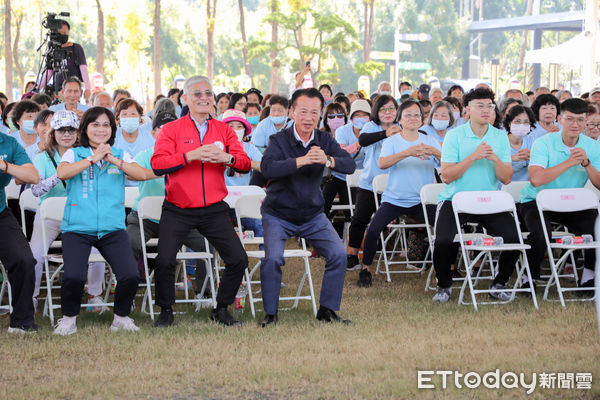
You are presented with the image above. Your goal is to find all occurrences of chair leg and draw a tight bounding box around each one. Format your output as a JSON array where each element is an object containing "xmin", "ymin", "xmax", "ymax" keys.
[{"xmin": 303, "ymin": 257, "xmax": 318, "ymax": 317}]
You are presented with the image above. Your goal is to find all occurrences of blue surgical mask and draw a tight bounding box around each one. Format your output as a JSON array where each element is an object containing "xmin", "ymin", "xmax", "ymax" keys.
[
  {"xmin": 247, "ymin": 115, "xmax": 260, "ymax": 125},
  {"xmin": 380, "ymin": 91, "xmax": 391, "ymax": 96},
  {"xmin": 352, "ymin": 117, "xmax": 369, "ymax": 130},
  {"xmin": 270, "ymin": 115, "xmax": 286, "ymax": 125},
  {"xmin": 22, "ymin": 120, "xmax": 35, "ymax": 134},
  {"xmin": 402, "ymin": 90, "xmax": 412, "ymax": 96},
  {"xmin": 121, "ymin": 117, "xmax": 140, "ymax": 133},
  {"xmin": 431, "ymin": 119, "xmax": 450, "ymax": 131}
]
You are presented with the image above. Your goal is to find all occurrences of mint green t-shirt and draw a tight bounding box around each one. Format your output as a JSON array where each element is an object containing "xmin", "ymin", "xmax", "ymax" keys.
[
  {"xmin": 519, "ymin": 131, "xmax": 600, "ymax": 203},
  {"xmin": 438, "ymin": 122, "xmax": 511, "ymax": 202},
  {"xmin": 132, "ymin": 148, "xmax": 165, "ymax": 222}
]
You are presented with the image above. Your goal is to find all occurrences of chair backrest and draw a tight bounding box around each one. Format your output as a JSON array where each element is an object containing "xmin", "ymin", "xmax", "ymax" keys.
[
  {"xmin": 501, "ymin": 181, "xmax": 527, "ymax": 203},
  {"xmin": 584, "ymin": 180, "xmax": 600, "ymax": 201},
  {"xmin": 452, "ymin": 190, "xmax": 515, "ymax": 215},
  {"xmin": 19, "ymin": 189, "xmax": 38, "ymax": 212},
  {"xmin": 536, "ymin": 188, "xmax": 599, "ymax": 213},
  {"xmin": 137, "ymin": 196, "xmax": 165, "ymax": 221},
  {"xmin": 5, "ymin": 180, "xmax": 20, "ymax": 201},
  {"xmin": 372, "ymin": 174, "xmax": 389, "ymax": 195},
  {"xmin": 234, "ymin": 194, "xmax": 266, "ymax": 220},
  {"xmin": 346, "ymin": 169, "xmax": 363, "ymax": 189},
  {"xmin": 224, "ymin": 185, "xmax": 266, "ymax": 208},
  {"xmin": 420, "ymin": 183, "xmax": 444, "ymax": 206},
  {"xmin": 124, "ymin": 186, "xmax": 140, "ymax": 209},
  {"xmin": 39, "ymin": 197, "xmax": 67, "ymax": 222}
]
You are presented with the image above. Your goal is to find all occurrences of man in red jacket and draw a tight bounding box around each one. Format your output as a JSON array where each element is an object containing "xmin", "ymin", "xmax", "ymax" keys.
[{"xmin": 151, "ymin": 75, "xmax": 251, "ymax": 327}]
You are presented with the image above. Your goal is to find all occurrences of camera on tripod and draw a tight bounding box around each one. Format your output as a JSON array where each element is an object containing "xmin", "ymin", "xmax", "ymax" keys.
[{"xmin": 34, "ymin": 11, "xmax": 71, "ymax": 97}]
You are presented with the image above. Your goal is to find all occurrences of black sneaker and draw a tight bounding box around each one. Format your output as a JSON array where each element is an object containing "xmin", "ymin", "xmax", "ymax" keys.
[
  {"xmin": 154, "ymin": 308, "xmax": 174, "ymax": 328},
  {"xmin": 210, "ymin": 308, "xmax": 242, "ymax": 327},
  {"xmin": 357, "ymin": 269, "xmax": 372, "ymax": 288},
  {"xmin": 576, "ymin": 279, "xmax": 595, "ymax": 297},
  {"xmin": 8, "ymin": 323, "xmax": 40, "ymax": 334},
  {"xmin": 347, "ymin": 254, "xmax": 360, "ymax": 271}
]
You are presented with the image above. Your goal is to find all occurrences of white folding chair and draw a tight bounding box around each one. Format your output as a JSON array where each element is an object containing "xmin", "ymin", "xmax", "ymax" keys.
[
  {"xmin": 124, "ymin": 186, "xmax": 140, "ymax": 209},
  {"xmin": 234, "ymin": 194, "xmax": 317, "ymax": 318},
  {"xmin": 5, "ymin": 179, "xmax": 20, "ymax": 202},
  {"xmin": 584, "ymin": 180, "xmax": 600, "ymax": 201},
  {"xmin": 370, "ymin": 174, "xmax": 429, "ymax": 282},
  {"xmin": 0, "ymin": 261, "xmax": 12, "ymax": 315},
  {"xmin": 452, "ymin": 190, "xmax": 538, "ymax": 310},
  {"xmin": 536, "ymin": 188, "xmax": 600, "ymax": 307},
  {"xmin": 137, "ymin": 196, "xmax": 216, "ymax": 320},
  {"xmin": 345, "ymin": 169, "xmax": 363, "ymax": 218},
  {"xmin": 39, "ymin": 197, "xmax": 116, "ymax": 324},
  {"xmin": 19, "ymin": 188, "xmax": 38, "ymax": 236},
  {"xmin": 501, "ymin": 181, "xmax": 527, "ymax": 204}
]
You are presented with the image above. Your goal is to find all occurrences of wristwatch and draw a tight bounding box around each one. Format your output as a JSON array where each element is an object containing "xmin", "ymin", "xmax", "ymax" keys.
[
  {"xmin": 86, "ymin": 156, "xmax": 94, "ymax": 166},
  {"xmin": 325, "ymin": 156, "xmax": 333, "ymax": 168},
  {"xmin": 227, "ymin": 155, "xmax": 235, "ymax": 165}
]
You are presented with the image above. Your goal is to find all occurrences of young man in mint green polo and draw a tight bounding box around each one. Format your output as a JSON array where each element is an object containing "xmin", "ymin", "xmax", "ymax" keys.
[
  {"xmin": 518, "ymin": 98, "xmax": 600, "ymax": 290},
  {"xmin": 432, "ymin": 87, "xmax": 519, "ymax": 303}
]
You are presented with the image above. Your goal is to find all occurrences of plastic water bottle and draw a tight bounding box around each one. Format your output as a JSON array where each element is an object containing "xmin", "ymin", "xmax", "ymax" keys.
[
  {"xmin": 244, "ymin": 230, "xmax": 254, "ymax": 240},
  {"xmin": 466, "ymin": 237, "xmax": 504, "ymax": 246},
  {"xmin": 557, "ymin": 235, "xmax": 593, "ymax": 245},
  {"xmin": 233, "ymin": 285, "xmax": 247, "ymax": 319}
]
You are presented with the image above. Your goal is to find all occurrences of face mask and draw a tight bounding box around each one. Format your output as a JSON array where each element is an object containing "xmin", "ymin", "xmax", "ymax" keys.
[
  {"xmin": 22, "ymin": 120, "xmax": 35, "ymax": 134},
  {"xmin": 270, "ymin": 116, "xmax": 286, "ymax": 125},
  {"xmin": 8, "ymin": 119, "xmax": 18, "ymax": 132},
  {"xmin": 511, "ymin": 123, "xmax": 531, "ymax": 137},
  {"xmin": 327, "ymin": 117, "xmax": 345, "ymax": 131},
  {"xmin": 121, "ymin": 117, "xmax": 140, "ymax": 133},
  {"xmin": 402, "ymin": 90, "xmax": 412, "ymax": 96},
  {"xmin": 234, "ymin": 128, "xmax": 245, "ymax": 141},
  {"xmin": 380, "ymin": 91, "xmax": 391, "ymax": 96},
  {"xmin": 352, "ymin": 117, "xmax": 369, "ymax": 130},
  {"xmin": 453, "ymin": 111, "xmax": 461, "ymax": 121},
  {"xmin": 431, "ymin": 119, "xmax": 450, "ymax": 131},
  {"xmin": 247, "ymin": 115, "xmax": 259, "ymax": 125}
]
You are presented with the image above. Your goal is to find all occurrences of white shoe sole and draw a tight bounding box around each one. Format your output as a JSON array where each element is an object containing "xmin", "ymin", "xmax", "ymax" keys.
[
  {"xmin": 7, "ymin": 327, "xmax": 36, "ymax": 334},
  {"xmin": 53, "ymin": 327, "xmax": 77, "ymax": 336}
]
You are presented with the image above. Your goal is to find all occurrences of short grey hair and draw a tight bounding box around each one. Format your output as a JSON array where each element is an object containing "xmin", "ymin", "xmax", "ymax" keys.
[
  {"xmin": 183, "ymin": 75, "xmax": 212, "ymax": 95},
  {"xmin": 93, "ymin": 91, "xmax": 112, "ymax": 106},
  {"xmin": 153, "ymin": 97, "xmax": 177, "ymax": 115},
  {"xmin": 378, "ymin": 81, "xmax": 391, "ymax": 91},
  {"xmin": 426, "ymin": 100, "xmax": 455, "ymax": 127},
  {"xmin": 429, "ymin": 87, "xmax": 444, "ymax": 98}
]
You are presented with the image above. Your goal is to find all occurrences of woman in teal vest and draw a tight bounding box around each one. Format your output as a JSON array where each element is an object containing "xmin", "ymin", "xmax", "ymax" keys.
[{"xmin": 54, "ymin": 106, "xmax": 146, "ymax": 335}]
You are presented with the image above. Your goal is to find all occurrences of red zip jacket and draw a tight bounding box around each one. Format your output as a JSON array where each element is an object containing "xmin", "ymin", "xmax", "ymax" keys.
[{"xmin": 151, "ymin": 114, "xmax": 251, "ymax": 208}]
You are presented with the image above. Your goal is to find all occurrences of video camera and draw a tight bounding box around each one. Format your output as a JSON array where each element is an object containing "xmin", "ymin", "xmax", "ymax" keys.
[{"xmin": 34, "ymin": 12, "xmax": 71, "ymax": 97}]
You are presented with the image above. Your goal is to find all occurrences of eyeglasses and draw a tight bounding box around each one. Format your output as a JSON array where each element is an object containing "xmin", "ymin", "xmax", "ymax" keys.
[
  {"xmin": 90, "ymin": 122, "xmax": 111, "ymax": 129},
  {"xmin": 470, "ymin": 103, "xmax": 496, "ymax": 110},
  {"xmin": 512, "ymin": 119, "xmax": 530, "ymax": 125},
  {"xmin": 563, "ymin": 116, "xmax": 585, "ymax": 124},
  {"xmin": 327, "ymin": 113, "xmax": 345, "ymax": 119},
  {"xmin": 586, "ymin": 123, "xmax": 600, "ymax": 130},
  {"xmin": 379, "ymin": 106, "xmax": 396, "ymax": 114},
  {"xmin": 402, "ymin": 113, "xmax": 421, "ymax": 119},
  {"xmin": 190, "ymin": 90, "xmax": 214, "ymax": 99},
  {"xmin": 56, "ymin": 128, "xmax": 77, "ymax": 135}
]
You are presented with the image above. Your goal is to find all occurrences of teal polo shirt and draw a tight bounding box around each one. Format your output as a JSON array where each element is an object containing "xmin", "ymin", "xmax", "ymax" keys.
[
  {"xmin": 519, "ymin": 131, "xmax": 600, "ymax": 203},
  {"xmin": 0, "ymin": 134, "xmax": 32, "ymax": 213},
  {"xmin": 438, "ymin": 122, "xmax": 511, "ymax": 202}
]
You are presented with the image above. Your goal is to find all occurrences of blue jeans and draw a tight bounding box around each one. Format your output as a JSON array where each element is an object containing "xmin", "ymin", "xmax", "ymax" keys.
[{"xmin": 261, "ymin": 212, "xmax": 347, "ymax": 315}]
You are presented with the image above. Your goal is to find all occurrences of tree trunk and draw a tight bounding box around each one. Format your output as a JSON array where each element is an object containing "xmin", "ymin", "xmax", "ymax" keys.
[
  {"xmin": 95, "ymin": 0, "xmax": 105, "ymax": 76},
  {"xmin": 366, "ymin": 0, "xmax": 375, "ymax": 62},
  {"xmin": 206, "ymin": 0, "xmax": 217, "ymax": 81},
  {"xmin": 362, "ymin": 1, "xmax": 368, "ymax": 63},
  {"xmin": 518, "ymin": 0, "xmax": 533, "ymax": 73},
  {"xmin": 12, "ymin": 11, "xmax": 22, "ymax": 92},
  {"xmin": 269, "ymin": 0, "xmax": 279, "ymax": 94},
  {"xmin": 153, "ymin": 0, "xmax": 161, "ymax": 96},
  {"xmin": 238, "ymin": 0, "xmax": 252, "ymax": 85},
  {"xmin": 296, "ymin": 27, "xmax": 305, "ymax": 65},
  {"xmin": 4, "ymin": 0, "xmax": 13, "ymax": 101}
]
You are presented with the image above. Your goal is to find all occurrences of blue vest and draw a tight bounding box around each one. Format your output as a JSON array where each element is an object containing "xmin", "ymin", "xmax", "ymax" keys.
[{"xmin": 61, "ymin": 147, "xmax": 126, "ymax": 237}]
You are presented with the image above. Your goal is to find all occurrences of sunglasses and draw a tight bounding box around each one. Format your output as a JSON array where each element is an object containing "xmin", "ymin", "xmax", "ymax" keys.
[{"xmin": 327, "ymin": 113, "xmax": 345, "ymax": 119}]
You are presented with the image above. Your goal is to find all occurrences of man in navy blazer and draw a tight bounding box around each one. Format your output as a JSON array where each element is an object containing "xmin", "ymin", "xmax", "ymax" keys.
[{"xmin": 259, "ymin": 88, "xmax": 356, "ymax": 327}]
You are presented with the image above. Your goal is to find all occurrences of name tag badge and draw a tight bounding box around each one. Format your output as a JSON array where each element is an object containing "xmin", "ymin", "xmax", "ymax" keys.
[{"xmin": 107, "ymin": 166, "xmax": 121, "ymax": 175}]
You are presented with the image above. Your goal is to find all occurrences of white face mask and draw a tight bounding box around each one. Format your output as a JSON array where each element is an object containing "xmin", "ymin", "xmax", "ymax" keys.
[
  {"xmin": 234, "ymin": 128, "xmax": 245, "ymax": 141},
  {"xmin": 511, "ymin": 123, "xmax": 531, "ymax": 137},
  {"xmin": 379, "ymin": 91, "xmax": 391, "ymax": 96}
]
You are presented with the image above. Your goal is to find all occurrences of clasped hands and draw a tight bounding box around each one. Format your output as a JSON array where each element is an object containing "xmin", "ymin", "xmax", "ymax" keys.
[
  {"xmin": 187, "ymin": 144, "xmax": 231, "ymax": 164},
  {"xmin": 297, "ymin": 146, "xmax": 328, "ymax": 168}
]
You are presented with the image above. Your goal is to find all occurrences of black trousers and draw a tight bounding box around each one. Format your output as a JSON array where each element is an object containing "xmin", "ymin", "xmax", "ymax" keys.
[
  {"xmin": 154, "ymin": 200, "xmax": 248, "ymax": 309},
  {"xmin": 432, "ymin": 201, "xmax": 520, "ymax": 289},
  {"xmin": 362, "ymin": 202, "xmax": 436, "ymax": 266},
  {"xmin": 0, "ymin": 208, "xmax": 35, "ymax": 326},
  {"xmin": 348, "ymin": 188, "xmax": 380, "ymax": 249},
  {"xmin": 322, "ymin": 177, "xmax": 350, "ymax": 220},
  {"xmin": 61, "ymin": 230, "xmax": 139, "ymax": 317},
  {"xmin": 518, "ymin": 201, "xmax": 597, "ymax": 278}
]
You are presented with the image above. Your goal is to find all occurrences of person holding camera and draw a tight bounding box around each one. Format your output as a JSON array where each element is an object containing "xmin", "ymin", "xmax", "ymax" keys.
[{"xmin": 39, "ymin": 19, "xmax": 91, "ymax": 103}]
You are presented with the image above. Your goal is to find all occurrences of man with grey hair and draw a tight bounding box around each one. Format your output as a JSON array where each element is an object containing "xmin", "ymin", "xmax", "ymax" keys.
[
  {"xmin": 378, "ymin": 81, "xmax": 392, "ymax": 95},
  {"xmin": 93, "ymin": 91, "xmax": 113, "ymax": 110},
  {"xmin": 151, "ymin": 75, "xmax": 251, "ymax": 327}
]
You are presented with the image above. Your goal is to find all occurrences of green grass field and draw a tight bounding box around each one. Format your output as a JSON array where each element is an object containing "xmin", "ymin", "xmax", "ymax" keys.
[{"xmin": 1, "ymin": 255, "xmax": 598, "ymax": 399}]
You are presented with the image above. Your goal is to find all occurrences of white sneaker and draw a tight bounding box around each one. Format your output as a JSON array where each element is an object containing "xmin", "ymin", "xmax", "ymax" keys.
[
  {"xmin": 432, "ymin": 287, "xmax": 452, "ymax": 302},
  {"xmin": 110, "ymin": 316, "xmax": 140, "ymax": 332},
  {"xmin": 489, "ymin": 283, "xmax": 512, "ymax": 301},
  {"xmin": 54, "ymin": 316, "xmax": 77, "ymax": 336},
  {"xmin": 86, "ymin": 296, "xmax": 107, "ymax": 313}
]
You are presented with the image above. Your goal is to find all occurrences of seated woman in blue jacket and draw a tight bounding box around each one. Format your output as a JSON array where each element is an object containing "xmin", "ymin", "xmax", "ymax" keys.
[
  {"xmin": 55, "ymin": 107, "xmax": 146, "ymax": 335},
  {"xmin": 357, "ymin": 100, "xmax": 441, "ymax": 287}
]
